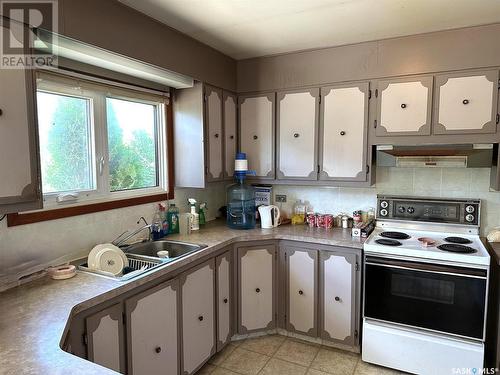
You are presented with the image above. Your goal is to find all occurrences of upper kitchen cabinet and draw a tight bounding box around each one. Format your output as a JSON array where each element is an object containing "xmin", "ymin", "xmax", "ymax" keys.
[
  {"xmin": 319, "ymin": 82, "xmax": 370, "ymax": 182},
  {"xmin": 434, "ymin": 70, "xmax": 499, "ymax": 135},
  {"xmin": 223, "ymin": 91, "xmax": 237, "ymax": 180},
  {"xmin": 277, "ymin": 88, "xmax": 319, "ymax": 180},
  {"xmin": 375, "ymin": 75, "xmax": 433, "ymax": 137},
  {"xmin": 205, "ymin": 85, "xmax": 224, "ymax": 181},
  {"xmin": 0, "ymin": 26, "xmax": 42, "ymax": 214},
  {"xmin": 239, "ymin": 93, "xmax": 275, "ymax": 179}
]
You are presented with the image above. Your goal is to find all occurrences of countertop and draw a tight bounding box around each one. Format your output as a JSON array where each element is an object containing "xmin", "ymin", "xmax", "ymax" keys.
[
  {"xmin": 0, "ymin": 221, "xmax": 364, "ymax": 375},
  {"xmin": 488, "ymin": 241, "xmax": 500, "ymax": 266}
]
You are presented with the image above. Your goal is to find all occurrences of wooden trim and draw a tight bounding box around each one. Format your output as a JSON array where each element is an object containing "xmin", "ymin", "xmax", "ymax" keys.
[{"xmin": 7, "ymin": 101, "xmax": 175, "ymax": 227}]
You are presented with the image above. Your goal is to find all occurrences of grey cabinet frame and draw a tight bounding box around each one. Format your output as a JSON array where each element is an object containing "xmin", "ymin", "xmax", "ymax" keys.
[
  {"xmin": 433, "ymin": 69, "xmax": 499, "ymax": 135},
  {"xmin": 375, "ymin": 74, "xmax": 434, "ymax": 137},
  {"xmin": 319, "ymin": 81, "xmax": 370, "ymax": 182},
  {"xmin": 215, "ymin": 250, "xmax": 233, "ymax": 351},
  {"xmin": 223, "ymin": 90, "xmax": 238, "ymax": 181},
  {"xmin": 276, "ymin": 87, "xmax": 320, "ymax": 181},
  {"xmin": 204, "ymin": 85, "xmax": 224, "ymax": 182}
]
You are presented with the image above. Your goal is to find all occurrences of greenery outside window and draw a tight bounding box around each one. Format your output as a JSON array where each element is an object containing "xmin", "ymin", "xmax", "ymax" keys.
[{"xmin": 36, "ymin": 72, "xmax": 169, "ymax": 208}]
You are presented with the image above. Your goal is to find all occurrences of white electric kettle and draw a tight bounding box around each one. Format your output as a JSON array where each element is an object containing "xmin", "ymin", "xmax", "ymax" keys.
[{"xmin": 258, "ymin": 205, "xmax": 280, "ymax": 229}]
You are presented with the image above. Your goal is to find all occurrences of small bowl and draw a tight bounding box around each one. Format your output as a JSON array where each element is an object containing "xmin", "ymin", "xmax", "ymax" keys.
[
  {"xmin": 157, "ymin": 250, "xmax": 169, "ymax": 258},
  {"xmin": 418, "ymin": 237, "xmax": 436, "ymax": 247}
]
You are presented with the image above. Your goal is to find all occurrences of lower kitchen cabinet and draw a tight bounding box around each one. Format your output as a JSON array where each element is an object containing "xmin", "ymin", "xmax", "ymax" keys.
[
  {"xmin": 237, "ymin": 244, "xmax": 277, "ymax": 333},
  {"xmin": 284, "ymin": 246, "xmax": 318, "ymax": 336},
  {"xmin": 320, "ymin": 250, "xmax": 359, "ymax": 346},
  {"xmin": 216, "ymin": 251, "xmax": 232, "ymax": 350},
  {"xmin": 125, "ymin": 279, "xmax": 179, "ymax": 375},
  {"xmin": 180, "ymin": 259, "xmax": 216, "ymax": 374},
  {"xmin": 85, "ymin": 303, "xmax": 125, "ymax": 373}
]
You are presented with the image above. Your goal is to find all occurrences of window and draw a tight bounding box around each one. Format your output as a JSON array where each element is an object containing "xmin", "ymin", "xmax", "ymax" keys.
[{"xmin": 35, "ymin": 73, "xmax": 169, "ymax": 208}]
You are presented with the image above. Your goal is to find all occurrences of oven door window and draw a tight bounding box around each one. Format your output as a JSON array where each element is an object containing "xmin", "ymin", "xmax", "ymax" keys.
[{"xmin": 364, "ymin": 261, "xmax": 487, "ymax": 339}]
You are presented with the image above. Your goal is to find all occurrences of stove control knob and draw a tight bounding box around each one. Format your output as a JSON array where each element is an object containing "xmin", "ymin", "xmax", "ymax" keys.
[
  {"xmin": 465, "ymin": 214, "xmax": 474, "ymax": 222},
  {"xmin": 397, "ymin": 206, "xmax": 405, "ymax": 213},
  {"xmin": 380, "ymin": 209, "xmax": 388, "ymax": 217},
  {"xmin": 407, "ymin": 207, "xmax": 415, "ymax": 214},
  {"xmin": 465, "ymin": 205, "xmax": 475, "ymax": 213},
  {"xmin": 380, "ymin": 201, "xmax": 388, "ymax": 209}
]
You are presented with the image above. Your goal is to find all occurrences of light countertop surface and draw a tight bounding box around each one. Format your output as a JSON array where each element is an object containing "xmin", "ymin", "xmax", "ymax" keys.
[{"xmin": 0, "ymin": 221, "xmax": 364, "ymax": 375}]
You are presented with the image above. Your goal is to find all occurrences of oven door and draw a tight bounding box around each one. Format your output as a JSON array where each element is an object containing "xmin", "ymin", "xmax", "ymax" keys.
[{"xmin": 364, "ymin": 256, "xmax": 488, "ymax": 340}]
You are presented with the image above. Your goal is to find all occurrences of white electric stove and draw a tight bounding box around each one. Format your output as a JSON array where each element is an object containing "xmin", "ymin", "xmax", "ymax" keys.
[{"xmin": 362, "ymin": 195, "xmax": 491, "ymax": 375}]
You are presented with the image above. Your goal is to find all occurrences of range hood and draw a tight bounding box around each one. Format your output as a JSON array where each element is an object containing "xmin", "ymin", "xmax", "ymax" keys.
[{"xmin": 376, "ymin": 144, "xmax": 494, "ymax": 168}]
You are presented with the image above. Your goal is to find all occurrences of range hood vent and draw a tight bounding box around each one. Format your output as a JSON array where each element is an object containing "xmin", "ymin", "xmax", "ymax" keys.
[{"xmin": 377, "ymin": 144, "xmax": 494, "ymax": 168}]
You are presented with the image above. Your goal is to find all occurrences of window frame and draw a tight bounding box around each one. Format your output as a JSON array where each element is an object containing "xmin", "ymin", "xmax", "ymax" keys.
[{"xmin": 7, "ymin": 72, "xmax": 174, "ymax": 227}]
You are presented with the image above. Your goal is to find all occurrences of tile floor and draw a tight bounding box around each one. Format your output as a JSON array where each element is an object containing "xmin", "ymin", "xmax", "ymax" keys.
[{"xmin": 196, "ymin": 335, "xmax": 407, "ymax": 375}]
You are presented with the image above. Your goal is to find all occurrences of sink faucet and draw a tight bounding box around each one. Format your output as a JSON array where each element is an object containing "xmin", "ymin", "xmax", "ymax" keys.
[{"xmin": 112, "ymin": 217, "xmax": 152, "ymax": 247}]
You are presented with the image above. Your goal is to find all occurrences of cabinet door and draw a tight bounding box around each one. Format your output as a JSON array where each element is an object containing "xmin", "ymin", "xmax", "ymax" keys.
[
  {"xmin": 376, "ymin": 76, "xmax": 433, "ymax": 136},
  {"xmin": 277, "ymin": 88, "xmax": 319, "ymax": 180},
  {"xmin": 320, "ymin": 251, "xmax": 357, "ymax": 346},
  {"xmin": 224, "ymin": 91, "xmax": 237, "ymax": 180},
  {"xmin": 0, "ymin": 25, "xmax": 42, "ymax": 214},
  {"xmin": 320, "ymin": 82, "xmax": 369, "ymax": 181},
  {"xmin": 216, "ymin": 251, "xmax": 232, "ymax": 351},
  {"xmin": 239, "ymin": 93, "xmax": 275, "ymax": 179},
  {"xmin": 85, "ymin": 304, "xmax": 125, "ymax": 373},
  {"xmin": 181, "ymin": 260, "xmax": 215, "ymax": 374},
  {"xmin": 238, "ymin": 245, "xmax": 276, "ymax": 333},
  {"xmin": 125, "ymin": 279, "xmax": 179, "ymax": 375},
  {"xmin": 205, "ymin": 85, "xmax": 224, "ymax": 181},
  {"xmin": 285, "ymin": 247, "xmax": 318, "ymax": 337},
  {"xmin": 434, "ymin": 70, "xmax": 499, "ymax": 134}
]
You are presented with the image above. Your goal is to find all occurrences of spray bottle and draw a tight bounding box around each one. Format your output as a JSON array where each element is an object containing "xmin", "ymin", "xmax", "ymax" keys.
[
  {"xmin": 187, "ymin": 198, "xmax": 200, "ymax": 231},
  {"xmin": 199, "ymin": 202, "xmax": 207, "ymax": 225}
]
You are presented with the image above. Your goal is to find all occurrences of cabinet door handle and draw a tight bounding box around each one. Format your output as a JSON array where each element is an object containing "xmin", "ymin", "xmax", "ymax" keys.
[
  {"xmin": 0, "ymin": 108, "xmax": 3, "ymax": 116},
  {"xmin": 298, "ymin": 290, "xmax": 304, "ymax": 295},
  {"xmin": 293, "ymin": 133, "xmax": 300, "ymax": 138},
  {"xmin": 462, "ymin": 99, "xmax": 470, "ymax": 105},
  {"xmin": 400, "ymin": 103, "xmax": 407, "ymax": 109},
  {"xmin": 340, "ymin": 131, "xmax": 346, "ymax": 136},
  {"xmin": 198, "ymin": 315, "xmax": 204, "ymax": 321},
  {"xmin": 223, "ymin": 298, "xmax": 228, "ymax": 304},
  {"xmin": 229, "ymin": 135, "xmax": 234, "ymax": 140},
  {"xmin": 253, "ymin": 135, "xmax": 258, "ymax": 140},
  {"xmin": 255, "ymin": 288, "xmax": 260, "ymax": 293},
  {"xmin": 334, "ymin": 296, "xmax": 340, "ymax": 302},
  {"xmin": 214, "ymin": 133, "xmax": 219, "ymax": 138},
  {"xmin": 155, "ymin": 346, "xmax": 162, "ymax": 353}
]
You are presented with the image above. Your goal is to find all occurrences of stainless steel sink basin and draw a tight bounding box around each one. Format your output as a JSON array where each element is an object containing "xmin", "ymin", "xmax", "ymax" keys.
[{"xmin": 123, "ymin": 240, "xmax": 207, "ymax": 260}]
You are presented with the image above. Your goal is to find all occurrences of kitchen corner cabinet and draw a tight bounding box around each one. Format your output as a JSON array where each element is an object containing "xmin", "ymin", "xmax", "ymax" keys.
[
  {"xmin": 205, "ymin": 85, "xmax": 224, "ymax": 181},
  {"xmin": 224, "ymin": 91, "xmax": 238, "ymax": 180},
  {"xmin": 180, "ymin": 259, "xmax": 216, "ymax": 374},
  {"xmin": 284, "ymin": 247, "xmax": 318, "ymax": 337},
  {"xmin": 319, "ymin": 250, "xmax": 359, "ymax": 346},
  {"xmin": 125, "ymin": 279, "xmax": 179, "ymax": 375},
  {"xmin": 85, "ymin": 304, "xmax": 126, "ymax": 373},
  {"xmin": 375, "ymin": 75, "xmax": 433, "ymax": 137},
  {"xmin": 319, "ymin": 82, "xmax": 370, "ymax": 181},
  {"xmin": 0, "ymin": 25, "xmax": 42, "ymax": 214},
  {"xmin": 434, "ymin": 70, "xmax": 499, "ymax": 135},
  {"xmin": 277, "ymin": 88, "xmax": 319, "ymax": 180},
  {"xmin": 216, "ymin": 251, "xmax": 232, "ymax": 350},
  {"xmin": 239, "ymin": 93, "xmax": 276, "ymax": 179},
  {"xmin": 237, "ymin": 244, "xmax": 277, "ymax": 333}
]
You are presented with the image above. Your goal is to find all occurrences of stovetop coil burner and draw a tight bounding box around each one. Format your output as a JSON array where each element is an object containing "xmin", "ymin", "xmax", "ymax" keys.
[
  {"xmin": 375, "ymin": 239, "xmax": 403, "ymax": 246},
  {"xmin": 444, "ymin": 236, "xmax": 472, "ymax": 244},
  {"xmin": 437, "ymin": 244, "xmax": 477, "ymax": 254},
  {"xmin": 380, "ymin": 231, "xmax": 411, "ymax": 240}
]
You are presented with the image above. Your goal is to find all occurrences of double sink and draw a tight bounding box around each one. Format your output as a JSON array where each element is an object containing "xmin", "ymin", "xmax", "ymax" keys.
[{"xmin": 77, "ymin": 240, "xmax": 207, "ymax": 281}]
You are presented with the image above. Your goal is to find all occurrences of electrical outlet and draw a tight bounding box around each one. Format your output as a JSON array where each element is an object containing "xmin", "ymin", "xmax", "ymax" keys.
[{"xmin": 275, "ymin": 194, "xmax": 287, "ymax": 203}]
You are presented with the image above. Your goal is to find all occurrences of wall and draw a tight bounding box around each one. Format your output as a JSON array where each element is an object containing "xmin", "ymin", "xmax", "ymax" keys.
[
  {"xmin": 273, "ymin": 167, "xmax": 500, "ymax": 236},
  {"xmin": 237, "ymin": 23, "xmax": 500, "ymax": 92},
  {"xmin": 0, "ymin": 183, "xmax": 227, "ymax": 290}
]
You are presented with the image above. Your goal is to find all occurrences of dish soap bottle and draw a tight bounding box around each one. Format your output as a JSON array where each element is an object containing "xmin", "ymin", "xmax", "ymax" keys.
[
  {"xmin": 199, "ymin": 202, "xmax": 207, "ymax": 226},
  {"xmin": 188, "ymin": 198, "xmax": 200, "ymax": 231},
  {"xmin": 159, "ymin": 203, "xmax": 169, "ymax": 236},
  {"xmin": 152, "ymin": 205, "xmax": 163, "ymax": 240},
  {"xmin": 167, "ymin": 203, "xmax": 180, "ymax": 234}
]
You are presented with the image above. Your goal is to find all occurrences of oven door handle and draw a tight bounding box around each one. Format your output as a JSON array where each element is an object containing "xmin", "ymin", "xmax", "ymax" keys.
[{"xmin": 365, "ymin": 260, "xmax": 487, "ymax": 279}]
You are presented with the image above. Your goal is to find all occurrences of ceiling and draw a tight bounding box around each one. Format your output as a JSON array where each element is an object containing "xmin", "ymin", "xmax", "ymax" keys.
[{"xmin": 118, "ymin": 0, "xmax": 500, "ymax": 60}]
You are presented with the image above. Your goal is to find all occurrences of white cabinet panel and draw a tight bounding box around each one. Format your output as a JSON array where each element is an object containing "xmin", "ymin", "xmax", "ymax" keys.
[
  {"xmin": 277, "ymin": 89, "xmax": 318, "ymax": 179},
  {"xmin": 286, "ymin": 248, "xmax": 317, "ymax": 336},
  {"xmin": 126, "ymin": 280, "xmax": 178, "ymax": 375},
  {"xmin": 181, "ymin": 260, "xmax": 215, "ymax": 374},
  {"xmin": 0, "ymin": 25, "xmax": 41, "ymax": 213},
  {"xmin": 238, "ymin": 246, "xmax": 276, "ymax": 332},
  {"xmin": 376, "ymin": 76, "xmax": 433, "ymax": 136},
  {"xmin": 435, "ymin": 71, "xmax": 499, "ymax": 134},
  {"xmin": 224, "ymin": 92, "xmax": 237, "ymax": 179},
  {"xmin": 206, "ymin": 86, "xmax": 223, "ymax": 181},
  {"xmin": 216, "ymin": 251, "xmax": 231, "ymax": 350},
  {"xmin": 239, "ymin": 94, "xmax": 275, "ymax": 178},
  {"xmin": 321, "ymin": 252, "xmax": 356, "ymax": 345},
  {"xmin": 320, "ymin": 83, "xmax": 368, "ymax": 181},
  {"xmin": 86, "ymin": 304, "xmax": 124, "ymax": 373}
]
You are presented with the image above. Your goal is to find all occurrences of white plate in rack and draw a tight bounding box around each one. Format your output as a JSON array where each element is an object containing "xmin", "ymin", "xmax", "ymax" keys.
[{"xmin": 88, "ymin": 243, "xmax": 128, "ymax": 276}]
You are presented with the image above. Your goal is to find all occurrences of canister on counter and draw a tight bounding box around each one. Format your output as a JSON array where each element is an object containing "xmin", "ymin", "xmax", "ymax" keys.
[
  {"xmin": 316, "ymin": 214, "xmax": 325, "ymax": 228},
  {"xmin": 353, "ymin": 210, "xmax": 362, "ymax": 224},
  {"xmin": 341, "ymin": 215, "xmax": 353, "ymax": 228},
  {"xmin": 306, "ymin": 212, "xmax": 316, "ymax": 227},
  {"xmin": 323, "ymin": 214, "xmax": 334, "ymax": 229},
  {"xmin": 335, "ymin": 214, "xmax": 343, "ymax": 227}
]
